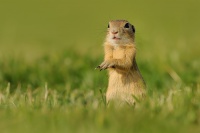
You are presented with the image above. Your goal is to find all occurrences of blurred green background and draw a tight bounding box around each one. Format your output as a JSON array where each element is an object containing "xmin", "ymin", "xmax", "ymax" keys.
[
  {"xmin": 0, "ymin": 0, "xmax": 200, "ymax": 133},
  {"xmin": 0, "ymin": 0, "xmax": 199, "ymax": 89},
  {"xmin": 0, "ymin": 0, "xmax": 200, "ymax": 88},
  {"xmin": 1, "ymin": 0, "xmax": 199, "ymax": 56}
]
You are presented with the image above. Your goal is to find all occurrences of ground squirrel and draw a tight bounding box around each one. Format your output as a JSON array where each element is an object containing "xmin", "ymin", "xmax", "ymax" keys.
[{"xmin": 96, "ymin": 20, "xmax": 146, "ymax": 106}]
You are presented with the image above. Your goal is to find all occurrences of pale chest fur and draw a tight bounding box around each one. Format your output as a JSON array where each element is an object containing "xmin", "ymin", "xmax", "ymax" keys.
[{"xmin": 112, "ymin": 46, "xmax": 125, "ymax": 59}]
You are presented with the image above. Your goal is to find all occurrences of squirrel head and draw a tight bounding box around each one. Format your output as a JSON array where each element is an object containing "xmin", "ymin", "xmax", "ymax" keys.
[{"xmin": 106, "ymin": 20, "xmax": 135, "ymax": 46}]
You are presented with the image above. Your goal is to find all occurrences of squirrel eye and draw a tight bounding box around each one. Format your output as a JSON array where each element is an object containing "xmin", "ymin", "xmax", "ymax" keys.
[
  {"xmin": 108, "ymin": 24, "xmax": 110, "ymax": 28},
  {"xmin": 124, "ymin": 23, "xmax": 129, "ymax": 28},
  {"xmin": 132, "ymin": 25, "xmax": 135, "ymax": 33}
]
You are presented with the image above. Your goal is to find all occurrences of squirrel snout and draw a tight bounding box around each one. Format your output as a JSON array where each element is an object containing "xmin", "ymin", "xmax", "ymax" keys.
[{"xmin": 111, "ymin": 31, "xmax": 118, "ymax": 34}]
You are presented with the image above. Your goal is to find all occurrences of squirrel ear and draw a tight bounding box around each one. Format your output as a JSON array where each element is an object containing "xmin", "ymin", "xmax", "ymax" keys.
[{"xmin": 132, "ymin": 25, "xmax": 135, "ymax": 33}]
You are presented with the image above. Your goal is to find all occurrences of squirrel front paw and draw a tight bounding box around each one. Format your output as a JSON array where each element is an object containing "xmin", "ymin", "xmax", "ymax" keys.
[{"xmin": 96, "ymin": 60, "xmax": 115, "ymax": 71}]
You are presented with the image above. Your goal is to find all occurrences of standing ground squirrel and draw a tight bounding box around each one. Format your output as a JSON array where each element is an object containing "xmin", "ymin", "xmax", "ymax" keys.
[{"xmin": 96, "ymin": 20, "xmax": 146, "ymax": 105}]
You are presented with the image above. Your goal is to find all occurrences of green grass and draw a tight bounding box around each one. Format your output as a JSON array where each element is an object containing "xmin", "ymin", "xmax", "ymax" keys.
[{"xmin": 0, "ymin": 0, "xmax": 200, "ymax": 133}]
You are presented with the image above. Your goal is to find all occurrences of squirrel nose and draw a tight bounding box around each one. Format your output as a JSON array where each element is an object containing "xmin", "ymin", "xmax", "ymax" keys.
[{"xmin": 112, "ymin": 31, "xmax": 118, "ymax": 34}]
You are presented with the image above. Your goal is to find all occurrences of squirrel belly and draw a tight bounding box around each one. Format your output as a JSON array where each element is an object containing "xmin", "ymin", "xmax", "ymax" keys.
[{"xmin": 105, "ymin": 43, "xmax": 146, "ymax": 105}]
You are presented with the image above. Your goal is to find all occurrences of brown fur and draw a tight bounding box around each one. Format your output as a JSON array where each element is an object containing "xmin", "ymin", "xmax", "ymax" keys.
[{"xmin": 97, "ymin": 20, "xmax": 146, "ymax": 105}]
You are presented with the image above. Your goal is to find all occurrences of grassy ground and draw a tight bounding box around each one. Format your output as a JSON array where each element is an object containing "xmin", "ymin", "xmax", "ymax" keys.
[{"xmin": 0, "ymin": 0, "xmax": 200, "ymax": 133}]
